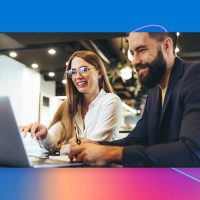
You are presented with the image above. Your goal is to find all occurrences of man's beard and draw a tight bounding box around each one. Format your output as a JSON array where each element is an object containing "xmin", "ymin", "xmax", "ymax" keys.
[{"xmin": 135, "ymin": 49, "xmax": 167, "ymax": 89}]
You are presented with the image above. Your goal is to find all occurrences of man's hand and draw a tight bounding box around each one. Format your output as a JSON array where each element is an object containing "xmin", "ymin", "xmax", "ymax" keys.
[{"xmin": 69, "ymin": 143, "xmax": 123, "ymax": 166}]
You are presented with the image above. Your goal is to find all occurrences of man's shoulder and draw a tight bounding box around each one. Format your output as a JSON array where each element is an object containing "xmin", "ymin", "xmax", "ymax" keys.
[
  {"xmin": 183, "ymin": 59, "xmax": 200, "ymax": 72},
  {"xmin": 182, "ymin": 60, "xmax": 200, "ymax": 79},
  {"xmin": 184, "ymin": 59, "xmax": 200, "ymax": 66},
  {"xmin": 179, "ymin": 59, "xmax": 200, "ymax": 96}
]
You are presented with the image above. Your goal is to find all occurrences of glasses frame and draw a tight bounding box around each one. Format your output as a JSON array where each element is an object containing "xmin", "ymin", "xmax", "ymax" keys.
[{"xmin": 67, "ymin": 66, "xmax": 93, "ymax": 78}]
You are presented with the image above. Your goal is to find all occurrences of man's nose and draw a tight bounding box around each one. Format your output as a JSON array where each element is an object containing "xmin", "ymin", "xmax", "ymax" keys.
[{"xmin": 132, "ymin": 53, "xmax": 141, "ymax": 66}]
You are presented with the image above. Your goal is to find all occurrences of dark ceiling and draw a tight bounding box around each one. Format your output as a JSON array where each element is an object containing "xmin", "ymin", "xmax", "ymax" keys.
[{"xmin": 1, "ymin": 33, "xmax": 200, "ymax": 108}]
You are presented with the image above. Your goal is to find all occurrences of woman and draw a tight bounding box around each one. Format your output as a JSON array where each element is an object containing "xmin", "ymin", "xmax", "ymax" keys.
[{"xmin": 22, "ymin": 50, "xmax": 122, "ymax": 153}]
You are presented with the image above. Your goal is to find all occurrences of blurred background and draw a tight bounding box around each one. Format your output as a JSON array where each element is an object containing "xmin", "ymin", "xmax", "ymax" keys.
[{"xmin": 0, "ymin": 32, "xmax": 199, "ymax": 138}]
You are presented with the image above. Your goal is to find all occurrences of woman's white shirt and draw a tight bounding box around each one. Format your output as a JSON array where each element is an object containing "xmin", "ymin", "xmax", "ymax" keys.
[{"xmin": 39, "ymin": 89, "xmax": 122, "ymax": 151}]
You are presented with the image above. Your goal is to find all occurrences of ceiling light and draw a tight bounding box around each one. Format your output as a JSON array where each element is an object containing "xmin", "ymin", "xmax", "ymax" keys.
[
  {"xmin": 120, "ymin": 66, "xmax": 132, "ymax": 80},
  {"xmin": 48, "ymin": 72, "xmax": 55, "ymax": 77},
  {"xmin": 127, "ymin": 50, "xmax": 133, "ymax": 62},
  {"xmin": 176, "ymin": 32, "xmax": 180, "ymax": 37},
  {"xmin": 31, "ymin": 63, "xmax": 39, "ymax": 69},
  {"xmin": 62, "ymin": 79, "xmax": 67, "ymax": 84},
  {"xmin": 66, "ymin": 61, "xmax": 69, "ymax": 66},
  {"xmin": 9, "ymin": 51, "xmax": 17, "ymax": 58},
  {"xmin": 175, "ymin": 47, "xmax": 180, "ymax": 53},
  {"xmin": 48, "ymin": 49, "xmax": 56, "ymax": 55}
]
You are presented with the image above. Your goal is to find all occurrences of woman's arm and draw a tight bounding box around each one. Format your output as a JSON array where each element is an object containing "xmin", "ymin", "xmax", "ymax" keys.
[{"xmin": 38, "ymin": 122, "xmax": 63, "ymax": 152}]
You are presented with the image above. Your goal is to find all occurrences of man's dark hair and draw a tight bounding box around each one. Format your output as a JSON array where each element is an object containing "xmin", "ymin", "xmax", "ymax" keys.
[{"xmin": 148, "ymin": 33, "xmax": 178, "ymax": 54}]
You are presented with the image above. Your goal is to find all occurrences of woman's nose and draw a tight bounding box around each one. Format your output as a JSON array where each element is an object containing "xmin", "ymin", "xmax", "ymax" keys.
[{"xmin": 75, "ymin": 70, "xmax": 83, "ymax": 78}]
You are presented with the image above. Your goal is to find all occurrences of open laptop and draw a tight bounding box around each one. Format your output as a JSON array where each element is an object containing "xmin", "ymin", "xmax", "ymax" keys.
[{"xmin": 0, "ymin": 96, "xmax": 83, "ymax": 168}]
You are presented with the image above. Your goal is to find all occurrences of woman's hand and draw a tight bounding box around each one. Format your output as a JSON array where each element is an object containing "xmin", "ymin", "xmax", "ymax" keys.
[{"xmin": 20, "ymin": 122, "xmax": 48, "ymax": 140}]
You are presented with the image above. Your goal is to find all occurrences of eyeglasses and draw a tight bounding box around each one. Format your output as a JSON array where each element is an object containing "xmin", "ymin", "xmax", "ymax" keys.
[{"xmin": 67, "ymin": 66, "xmax": 92, "ymax": 78}]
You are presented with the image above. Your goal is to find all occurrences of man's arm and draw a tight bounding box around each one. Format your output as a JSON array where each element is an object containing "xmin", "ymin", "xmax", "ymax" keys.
[{"xmin": 122, "ymin": 63, "xmax": 200, "ymax": 167}]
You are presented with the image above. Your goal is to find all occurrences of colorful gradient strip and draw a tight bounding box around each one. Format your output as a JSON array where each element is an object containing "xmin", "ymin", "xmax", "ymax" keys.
[
  {"xmin": 40, "ymin": 168, "xmax": 200, "ymax": 200},
  {"xmin": 0, "ymin": 168, "xmax": 200, "ymax": 200}
]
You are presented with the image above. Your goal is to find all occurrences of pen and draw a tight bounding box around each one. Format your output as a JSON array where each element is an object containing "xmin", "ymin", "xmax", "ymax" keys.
[{"xmin": 74, "ymin": 124, "xmax": 81, "ymax": 145}]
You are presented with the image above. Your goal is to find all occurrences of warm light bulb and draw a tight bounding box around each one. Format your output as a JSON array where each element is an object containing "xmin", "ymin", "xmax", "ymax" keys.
[
  {"xmin": 120, "ymin": 66, "xmax": 132, "ymax": 80},
  {"xmin": 48, "ymin": 72, "xmax": 55, "ymax": 77}
]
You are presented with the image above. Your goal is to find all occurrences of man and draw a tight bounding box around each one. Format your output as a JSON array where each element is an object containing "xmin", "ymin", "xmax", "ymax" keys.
[{"xmin": 69, "ymin": 32, "xmax": 200, "ymax": 167}]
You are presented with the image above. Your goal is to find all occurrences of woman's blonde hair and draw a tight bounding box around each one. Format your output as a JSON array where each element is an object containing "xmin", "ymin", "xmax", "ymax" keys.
[{"xmin": 49, "ymin": 50, "xmax": 113, "ymax": 144}]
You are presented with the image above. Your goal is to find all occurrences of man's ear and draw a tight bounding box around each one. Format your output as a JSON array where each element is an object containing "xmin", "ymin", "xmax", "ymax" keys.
[{"xmin": 162, "ymin": 37, "xmax": 173, "ymax": 54}]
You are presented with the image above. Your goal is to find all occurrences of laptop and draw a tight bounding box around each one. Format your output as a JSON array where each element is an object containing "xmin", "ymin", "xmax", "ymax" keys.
[{"xmin": 0, "ymin": 96, "xmax": 83, "ymax": 168}]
